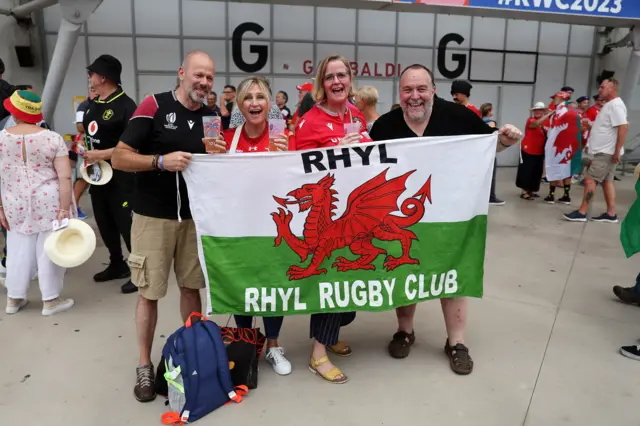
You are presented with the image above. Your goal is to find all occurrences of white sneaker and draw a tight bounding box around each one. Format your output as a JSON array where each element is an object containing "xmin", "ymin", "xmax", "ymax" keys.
[
  {"xmin": 265, "ymin": 347, "xmax": 292, "ymax": 376},
  {"xmin": 42, "ymin": 298, "xmax": 74, "ymax": 316},
  {"xmin": 6, "ymin": 298, "xmax": 27, "ymax": 314}
]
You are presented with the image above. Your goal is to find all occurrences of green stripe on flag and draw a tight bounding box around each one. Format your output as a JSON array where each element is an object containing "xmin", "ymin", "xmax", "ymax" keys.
[{"xmin": 202, "ymin": 215, "xmax": 487, "ymax": 315}]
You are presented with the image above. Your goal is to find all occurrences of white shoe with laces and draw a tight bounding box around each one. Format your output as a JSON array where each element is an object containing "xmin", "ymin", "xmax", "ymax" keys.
[{"xmin": 265, "ymin": 347, "xmax": 292, "ymax": 376}]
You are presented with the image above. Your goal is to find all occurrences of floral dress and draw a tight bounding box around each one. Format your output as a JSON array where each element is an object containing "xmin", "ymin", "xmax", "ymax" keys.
[{"xmin": 0, "ymin": 129, "xmax": 74, "ymax": 235}]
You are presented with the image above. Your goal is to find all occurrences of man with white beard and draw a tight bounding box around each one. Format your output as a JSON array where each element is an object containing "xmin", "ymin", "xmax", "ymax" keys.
[
  {"xmin": 112, "ymin": 51, "xmax": 225, "ymax": 402},
  {"xmin": 370, "ymin": 64, "xmax": 522, "ymax": 375}
]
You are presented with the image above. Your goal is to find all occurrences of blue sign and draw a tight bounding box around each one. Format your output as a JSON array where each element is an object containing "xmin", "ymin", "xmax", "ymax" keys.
[{"xmin": 469, "ymin": 0, "xmax": 639, "ymax": 20}]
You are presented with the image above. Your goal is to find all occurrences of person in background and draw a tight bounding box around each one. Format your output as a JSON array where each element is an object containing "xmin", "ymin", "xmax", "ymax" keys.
[
  {"xmin": 0, "ymin": 90, "xmax": 75, "ymax": 315},
  {"xmin": 289, "ymin": 82, "xmax": 313, "ymax": 131},
  {"xmin": 563, "ymin": 79, "xmax": 627, "ymax": 223},
  {"xmin": 276, "ymin": 90, "xmax": 291, "ymax": 124},
  {"xmin": 478, "ymin": 102, "xmax": 505, "ymax": 206},
  {"xmin": 561, "ymin": 86, "xmax": 575, "ymax": 100},
  {"xmin": 516, "ymin": 102, "xmax": 552, "ymax": 200},
  {"xmin": 544, "ymin": 91, "xmax": 578, "ymax": 205},
  {"xmin": 83, "ymin": 54, "xmax": 138, "ymax": 294},
  {"xmin": 220, "ymin": 85, "xmax": 236, "ymax": 130},
  {"xmin": 451, "ymin": 80, "xmax": 480, "ymax": 117},
  {"xmin": 354, "ymin": 86, "xmax": 380, "ymax": 132},
  {"xmin": 217, "ymin": 76, "xmax": 293, "ymax": 375},
  {"xmin": 293, "ymin": 54, "xmax": 372, "ymax": 384},
  {"xmin": 206, "ymin": 91, "xmax": 221, "ymax": 116},
  {"xmin": 480, "ymin": 103, "xmax": 496, "ymax": 128},
  {"xmin": 0, "ymin": 58, "xmax": 15, "ymax": 121},
  {"xmin": 73, "ymin": 87, "xmax": 98, "ymax": 220}
]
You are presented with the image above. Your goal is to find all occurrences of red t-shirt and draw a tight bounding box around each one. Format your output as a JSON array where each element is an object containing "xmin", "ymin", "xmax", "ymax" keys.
[
  {"xmin": 223, "ymin": 123, "xmax": 294, "ymax": 153},
  {"xmin": 294, "ymin": 103, "xmax": 372, "ymax": 151},
  {"xmin": 466, "ymin": 103, "xmax": 481, "ymax": 117},
  {"xmin": 521, "ymin": 117, "xmax": 546, "ymax": 155},
  {"xmin": 585, "ymin": 105, "xmax": 599, "ymax": 122}
]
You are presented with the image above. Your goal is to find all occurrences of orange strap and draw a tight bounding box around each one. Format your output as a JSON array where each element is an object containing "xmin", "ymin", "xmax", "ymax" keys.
[
  {"xmin": 161, "ymin": 412, "xmax": 184, "ymax": 426},
  {"xmin": 185, "ymin": 312, "xmax": 207, "ymax": 328},
  {"xmin": 224, "ymin": 385, "xmax": 249, "ymax": 405}
]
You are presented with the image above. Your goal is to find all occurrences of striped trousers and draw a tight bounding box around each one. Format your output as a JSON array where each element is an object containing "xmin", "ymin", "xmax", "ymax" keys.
[{"xmin": 309, "ymin": 312, "xmax": 356, "ymax": 346}]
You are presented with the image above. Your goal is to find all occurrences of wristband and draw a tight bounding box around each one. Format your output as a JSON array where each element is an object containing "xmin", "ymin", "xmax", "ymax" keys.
[
  {"xmin": 499, "ymin": 140, "xmax": 511, "ymax": 149},
  {"xmin": 159, "ymin": 155, "xmax": 165, "ymax": 171}
]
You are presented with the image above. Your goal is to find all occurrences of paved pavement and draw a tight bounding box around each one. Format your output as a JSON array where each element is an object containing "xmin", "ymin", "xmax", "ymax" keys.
[{"xmin": 2, "ymin": 168, "xmax": 640, "ymax": 426}]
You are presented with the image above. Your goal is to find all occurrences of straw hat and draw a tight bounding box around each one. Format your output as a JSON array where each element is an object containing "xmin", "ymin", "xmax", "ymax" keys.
[
  {"xmin": 44, "ymin": 219, "xmax": 97, "ymax": 268},
  {"xmin": 530, "ymin": 102, "xmax": 547, "ymax": 111},
  {"xmin": 80, "ymin": 160, "xmax": 113, "ymax": 185},
  {"xmin": 3, "ymin": 90, "xmax": 43, "ymax": 124}
]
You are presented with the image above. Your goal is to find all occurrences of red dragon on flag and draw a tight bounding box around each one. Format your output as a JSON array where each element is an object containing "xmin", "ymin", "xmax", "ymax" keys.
[{"xmin": 271, "ymin": 169, "xmax": 432, "ymax": 281}]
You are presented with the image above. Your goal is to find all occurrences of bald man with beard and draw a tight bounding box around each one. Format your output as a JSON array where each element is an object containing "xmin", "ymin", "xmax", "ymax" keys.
[{"xmin": 113, "ymin": 51, "xmax": 225, "ymax": 402}]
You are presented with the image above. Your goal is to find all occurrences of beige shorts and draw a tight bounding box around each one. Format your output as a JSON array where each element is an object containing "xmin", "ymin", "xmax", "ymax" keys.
[
  {"xmin": 128, "ymin": 213, "xmax": 205, "ymax": 300},
  {"xmin": 585, "ymin": 153, "xmax": 615, "ymax": 183}
]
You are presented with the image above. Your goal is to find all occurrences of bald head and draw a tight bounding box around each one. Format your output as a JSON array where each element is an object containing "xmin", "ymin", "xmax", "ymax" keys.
[{"xmin": 179, "ymin": 51, "xmax": 214, "ymax": 105}]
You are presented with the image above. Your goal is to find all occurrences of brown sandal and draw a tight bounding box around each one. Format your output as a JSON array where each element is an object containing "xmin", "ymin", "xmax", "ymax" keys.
[
  {"xmin": 388, "ymin": 331, "xmax": 415, "ymax": 359},
  {"xmin": 444, "ymin": 339, "xmax": 474, "ymax": 375},
  {"xmin": 327, "ymin": 341, "xmax": 352, "ymax": 357},
  {"xmin": 308, "ymin": 356, "xmax": 348, "ymax": 384}
]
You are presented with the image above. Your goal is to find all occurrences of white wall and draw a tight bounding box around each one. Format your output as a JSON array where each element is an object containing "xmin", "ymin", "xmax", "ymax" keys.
[{"xmin": 0, "ymin": 0, "xmax": 45, "ymax": 92}]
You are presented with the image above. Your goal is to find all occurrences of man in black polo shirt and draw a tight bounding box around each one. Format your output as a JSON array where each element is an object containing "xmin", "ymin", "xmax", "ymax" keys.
[
  {"xmin": 370, "ymin": 64, "xmax": 522, "ymax": 375},
  {"xmin": 112, "ymin": 50, "xmax": 225, "ymax": 403},
  {"xmin": 83, "ymin": 54, "xmax": 137, "ymax": 294}
]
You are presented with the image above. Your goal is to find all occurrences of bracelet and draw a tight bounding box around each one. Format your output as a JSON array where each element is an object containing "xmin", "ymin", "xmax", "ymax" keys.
[
  {"xmin": 159, "ymin": 155, "xmax": 165, "ymax": 171},
  {"xmin": 58, "ymin": 209, "xmax": 69, "ymax": 213},
  {"xmin": 499, "ymin": 140, "xmax": 511, "ymax": 149},
  {"xmin": 151, "ymin": 154, "xmax": 159, "ymax": 169}
]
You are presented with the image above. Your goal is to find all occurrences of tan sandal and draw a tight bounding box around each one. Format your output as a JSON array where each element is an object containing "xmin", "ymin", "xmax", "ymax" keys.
[
  {"xmin": 327, "ymin": 341, "xmax": 352, "ymax": 357},
  {"xmin": 308, "ymin": 356, "xmax": 348, "ymax": 384}
]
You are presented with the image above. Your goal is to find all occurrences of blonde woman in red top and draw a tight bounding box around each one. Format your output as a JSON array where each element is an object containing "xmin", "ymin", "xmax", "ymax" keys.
[
  {"xmin": 217, "ymin": 76, "xmax": 293, "ymax": 376},
  {"xmin": 292, "ymin": 54, "xmax": 372, "ymax": 384}
]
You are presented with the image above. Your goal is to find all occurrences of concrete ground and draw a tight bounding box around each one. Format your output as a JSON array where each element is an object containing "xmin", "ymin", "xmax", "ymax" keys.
[{"xmin": 2, "ymin": 167, "xmax": 640, "ymax": 426}]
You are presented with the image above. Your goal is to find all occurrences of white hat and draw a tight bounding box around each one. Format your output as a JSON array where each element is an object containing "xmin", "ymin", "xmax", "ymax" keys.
[
  {"xmin": 530, "ymin": 102, "xmax": 547, "ymax": 110},
  {"xmin": 44, "ymin": 219, "xmax": 97, "ymax": 268},
  {"xmin": 81, "ymin": 160, "xmax": 113, "ymax": 185}
]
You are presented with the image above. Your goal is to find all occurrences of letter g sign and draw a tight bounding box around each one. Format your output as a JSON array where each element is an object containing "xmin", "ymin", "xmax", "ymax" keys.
[{"xmin": 232, "ymin": 22, "xmax": 269, "ymax": 73}]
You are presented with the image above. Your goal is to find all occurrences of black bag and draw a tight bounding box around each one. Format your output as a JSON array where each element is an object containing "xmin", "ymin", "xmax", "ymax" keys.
[{"xmin": 220, "ymin": 327, "xmax": 265, "ymax": 390}]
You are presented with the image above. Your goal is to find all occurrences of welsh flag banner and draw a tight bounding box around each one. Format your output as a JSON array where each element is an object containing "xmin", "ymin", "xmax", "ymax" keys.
[
  {"xmin": 182, "ymin": 135, "xmax": 497, "ymax": 316},
  {"xmin": 545, "ymin": 103, "xmax": 581, "ymax": 181}
]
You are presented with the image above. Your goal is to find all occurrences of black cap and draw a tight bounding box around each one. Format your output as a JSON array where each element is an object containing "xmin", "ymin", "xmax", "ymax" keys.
[
  {"xmin": 87, "ymin": 54, "xmax": 122, "ymax": 85},
  {"xmin": 593, "ymin": 94, "xmax": 600, "ymax": 101},
  {"xmin": 561, "ymin": 86, "xmax": 574, "ymax": 92},
  {"xmin": 576, "ymin": 96, "xmax": 589, "ymax": 103},
  {"xmin": 451, "ymin": 80, "xmax": 472, "ymax": 96}
]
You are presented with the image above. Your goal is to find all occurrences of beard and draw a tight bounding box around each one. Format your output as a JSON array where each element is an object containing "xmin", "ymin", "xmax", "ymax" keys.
[
  {"xmin": 188, "ymin": 83, "xmax": 209, "ymax": 103},
  {"xmin": 403, "ymin": 97, "xmax": 434, "ymax": 122}
]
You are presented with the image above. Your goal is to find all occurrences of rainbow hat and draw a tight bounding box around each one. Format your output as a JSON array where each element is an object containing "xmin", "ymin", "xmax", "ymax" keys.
[{"xmin": 3, "ymin": 90, "xmax": 43, "ymax": 124}]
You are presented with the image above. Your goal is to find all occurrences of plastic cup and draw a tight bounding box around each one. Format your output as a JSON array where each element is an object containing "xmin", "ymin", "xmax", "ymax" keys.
[
  {"xmin": 269, "ymin": 119, "xmax": 286, "ymax": 151},
  {"xmin": 344, "ymin": 122, "xmax": 361, "ymax": 135}
]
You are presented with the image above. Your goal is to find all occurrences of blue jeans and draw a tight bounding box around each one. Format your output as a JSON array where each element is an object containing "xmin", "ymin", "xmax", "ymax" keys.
[{"xmin": 234, "ymin": 315, "xmax": 284, "ymax": 340}]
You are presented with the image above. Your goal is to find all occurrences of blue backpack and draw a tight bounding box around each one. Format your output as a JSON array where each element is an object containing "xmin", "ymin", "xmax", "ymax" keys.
[{"xmin": 161, "ymin": 313, "xmax": 247, "ymax": 425}]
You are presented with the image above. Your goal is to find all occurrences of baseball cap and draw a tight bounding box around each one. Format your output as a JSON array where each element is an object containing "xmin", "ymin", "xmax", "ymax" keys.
[
  {"xmin": 550, "ymin": 91, "xmax": 571, "ymax": 100},
  {"xmin": 296, "ymin": 83, "xmax": 313, "ymax": 92},
  {"xmin": 576, "ymin": 96, "xmax": 589, "ymax": 103}
]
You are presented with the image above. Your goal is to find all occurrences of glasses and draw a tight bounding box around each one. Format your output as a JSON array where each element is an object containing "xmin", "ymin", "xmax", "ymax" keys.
[{"xmin": 324, "ymin": 72, "xmax": 349, "ymax": 82}]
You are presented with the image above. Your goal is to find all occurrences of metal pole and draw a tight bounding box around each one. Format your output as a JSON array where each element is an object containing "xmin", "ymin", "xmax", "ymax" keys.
[
  {"xmin": 41, "ymin": 18, "xmax": 82, "ymax": 122},
  {"xmin": 620, "ymin": 27, "xmax": 640, "ymax": 106},
  {"xmin": 0, "ymin": 0, "xmax": 59, "ymax": 17}
]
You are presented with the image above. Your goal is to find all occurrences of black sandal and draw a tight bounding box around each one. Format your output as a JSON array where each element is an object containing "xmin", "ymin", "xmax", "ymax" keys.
[
  {"xmin": 388, "ymin": 331, "xmax": 415, "ymax": 359},
  {"xmin": 444, "ymin": 339, "xmax": 474, "ymax": 375},
  {"xmin": 520, "ymin": 193, "xmax": 534, "ymax": 201}
]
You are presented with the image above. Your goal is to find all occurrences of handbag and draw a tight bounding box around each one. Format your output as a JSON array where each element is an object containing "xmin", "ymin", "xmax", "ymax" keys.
[{"xmin": 220, "ymin": 326, "xmax": 266, "ymax": 390}]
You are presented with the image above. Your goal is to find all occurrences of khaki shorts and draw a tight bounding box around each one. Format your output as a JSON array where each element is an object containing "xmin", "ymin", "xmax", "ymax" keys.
[
  {"xmin": 128, "ymin": 213, "xmax": 205, "ymax": 300},
  {"xmin": 585, "ymin": 153, "xmax": 615, "ymax": 183}
]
